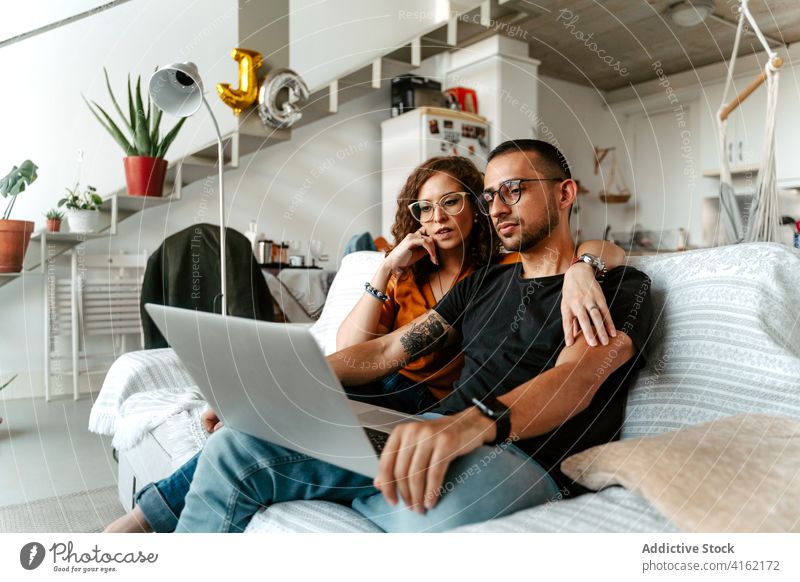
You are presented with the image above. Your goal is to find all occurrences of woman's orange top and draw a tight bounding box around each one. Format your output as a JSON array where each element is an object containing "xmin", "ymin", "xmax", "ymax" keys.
[{"xmin": 378, "ymin": 253, "xmax": 520, "ymax": 400}]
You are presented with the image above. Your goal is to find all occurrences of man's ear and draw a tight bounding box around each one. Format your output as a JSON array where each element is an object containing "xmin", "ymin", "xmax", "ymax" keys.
[{"xmin": 558, "ymin": 179, "xmax": 578, "ymax": 210}]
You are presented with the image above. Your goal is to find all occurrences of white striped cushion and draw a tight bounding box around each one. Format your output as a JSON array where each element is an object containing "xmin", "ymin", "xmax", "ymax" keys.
[
  {"xmin": 453, "ymin": 486, "xmax": 678, "ymax": 533},
  {"xmin": 623, "ymin": 243, "xmax": 800, "ymax": 439},
  {"xmin": 245, "ymin": 500, "xmax": 382, "ymax": 533}
]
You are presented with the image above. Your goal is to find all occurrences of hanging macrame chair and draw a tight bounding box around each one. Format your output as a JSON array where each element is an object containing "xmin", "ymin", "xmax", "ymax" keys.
[{"xmin": 717, "ymin": 0, "xmax": 783, "ymax": 244}]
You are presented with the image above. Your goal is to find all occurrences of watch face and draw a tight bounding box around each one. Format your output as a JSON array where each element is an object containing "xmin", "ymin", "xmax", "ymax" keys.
[{"xmin": 582, "ymin": 254, "xmax": 603, "ymax": 270}]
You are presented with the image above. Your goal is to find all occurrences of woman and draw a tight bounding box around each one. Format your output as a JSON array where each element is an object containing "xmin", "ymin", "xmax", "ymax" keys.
[
  {"xmin": 336, "ymin": 155, "xmax": 624, "ymax": 414},
  {"xmin": 105, "ymin": 156, "xmax": 623, "ymax": 533}
]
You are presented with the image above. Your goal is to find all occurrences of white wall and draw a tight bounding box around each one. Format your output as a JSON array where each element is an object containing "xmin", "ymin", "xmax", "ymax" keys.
[
  {"xmin": 0, "ymin": 0, "xmax": 239, "ymax": 231},
  {"xmin": 537, "ymin": 75, "xmax": 636, "ymax": 243},
  {"xmin": 289, "ymin": 0, "xmax": 451, "ymax": 91}
]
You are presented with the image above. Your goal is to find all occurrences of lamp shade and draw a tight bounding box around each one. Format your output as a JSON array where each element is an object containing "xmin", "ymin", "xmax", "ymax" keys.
[
  {"xmin": 149, "ymin": 62, "xmax": 204, "ymax": 117},
  {"xmin": 669, "ymin": 0, "xmax": 714, "ymax": 27}
]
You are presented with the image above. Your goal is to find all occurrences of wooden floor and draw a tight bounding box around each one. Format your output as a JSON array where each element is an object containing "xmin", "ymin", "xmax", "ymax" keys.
[{"xmin": 0, "ymin": 396, "xmax": 117, "ymax": 507}]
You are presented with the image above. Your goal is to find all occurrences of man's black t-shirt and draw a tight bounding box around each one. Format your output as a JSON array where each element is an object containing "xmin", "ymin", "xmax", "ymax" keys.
[{"xmin": 432, "ymin": 261, "xmax": 654, "ymax": 495}]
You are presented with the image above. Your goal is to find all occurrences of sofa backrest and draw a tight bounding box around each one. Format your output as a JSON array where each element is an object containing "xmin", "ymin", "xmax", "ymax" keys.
[
  {"xmin": 624, "ymin": 243, "xmax": 800, "ymax": 438},
  {"xmin": 311, "ymin": 246, "xmax": 800, "ymax": 437}
]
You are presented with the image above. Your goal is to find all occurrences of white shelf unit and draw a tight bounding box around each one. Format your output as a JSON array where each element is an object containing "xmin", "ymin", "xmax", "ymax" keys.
[
  {"xmin": 29, "ymin": 194, "xmax": 160, "ymax": 401},
  {"xmin": 44, "ymin": 250, "xmax": 146, "ymax": 401}
]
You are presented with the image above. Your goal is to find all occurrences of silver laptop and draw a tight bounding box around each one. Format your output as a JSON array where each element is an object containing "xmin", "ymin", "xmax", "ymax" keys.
[{"xmin": 144, "ymin": 304, "xmax": 420, "ymax": 477}]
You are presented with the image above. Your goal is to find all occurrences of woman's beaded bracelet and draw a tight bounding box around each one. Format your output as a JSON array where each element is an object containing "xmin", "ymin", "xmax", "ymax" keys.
[{"xmin": 364, "ymin": 282, "xmax": 389, "ymax": 302}]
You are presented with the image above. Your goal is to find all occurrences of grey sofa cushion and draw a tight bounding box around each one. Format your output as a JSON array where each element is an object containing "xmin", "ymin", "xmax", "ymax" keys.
[
  {"xmin": 452, "ymin": 486, "xmax": 679, "ymax": 533},
  {"xmin": 623, "ymin": 243, "xmax": 800, "ymax": 439}
]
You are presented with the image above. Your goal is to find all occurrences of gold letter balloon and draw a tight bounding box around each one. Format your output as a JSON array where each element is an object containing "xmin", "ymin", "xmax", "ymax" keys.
[{"xmin": 216, "ymin": 48, "xmax": 263, "ymax": 116}]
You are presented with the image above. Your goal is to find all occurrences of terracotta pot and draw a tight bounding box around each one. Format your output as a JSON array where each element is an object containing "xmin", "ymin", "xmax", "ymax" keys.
[
  {"xmin": 47, "ymin": 219, "xmax": 62, "ymax": 233},
  {"xmin": 0, "ymin": 219, "xmax": 35, "ymax": 273},
  {"xmin": 123, "ymin": 156, "xmax": 168, "ymax": 197}
]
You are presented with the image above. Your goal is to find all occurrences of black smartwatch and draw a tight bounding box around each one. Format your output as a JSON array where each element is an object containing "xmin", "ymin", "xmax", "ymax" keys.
[{"xmin": 471, "ymin": 395, "xmax": 512, "ymax": 446}]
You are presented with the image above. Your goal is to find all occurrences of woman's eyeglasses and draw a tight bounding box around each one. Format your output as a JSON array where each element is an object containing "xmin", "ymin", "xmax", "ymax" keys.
[
  {"xmin": 477, "ymin": 178, "xmax": 564, "ymax": 215},
  {"xmin": 408, "ymin": 192, "xmax": 469, "ymax": 223}
]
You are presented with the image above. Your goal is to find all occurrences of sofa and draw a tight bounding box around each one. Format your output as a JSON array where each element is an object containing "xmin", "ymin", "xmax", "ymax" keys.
[{"xmin": 89, "ymin": 242, "xmax": 800, "ymax": 532}]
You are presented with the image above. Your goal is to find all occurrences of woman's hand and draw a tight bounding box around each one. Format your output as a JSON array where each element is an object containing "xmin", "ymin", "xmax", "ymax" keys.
[
  {"xmin": 383, "ymin": 227, "xmax": 438, "ymax": 274},
  {"xmin": 201, "ymin": 408, "xmax": 224, "ymax": 433},
  {"xmin": 561, "ymin": 263, "xmax": 617, "ymax": 347}
]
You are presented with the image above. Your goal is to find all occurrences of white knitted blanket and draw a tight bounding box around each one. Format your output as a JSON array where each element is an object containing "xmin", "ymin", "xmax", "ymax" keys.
[{"xmin": 88, "ymin": 348, "xmax": 200, "ymax": 445}]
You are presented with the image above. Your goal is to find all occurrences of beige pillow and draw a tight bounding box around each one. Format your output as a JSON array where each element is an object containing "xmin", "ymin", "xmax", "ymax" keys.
[{"xmin": 561, "ymin": 414, "xmax": 800, "ymax": 532}]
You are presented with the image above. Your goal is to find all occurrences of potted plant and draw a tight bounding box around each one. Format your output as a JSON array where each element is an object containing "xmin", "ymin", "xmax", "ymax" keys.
[
  {"xmin": 45, "ymin": 209, "xmax": 64, "ymax": 232},
  {"xmin": 58, "ymin": 184, "xmax": 104, "ymax": 233},
  {"xmin": 0, "ymin": 160, "xmax": 37, "ymax": 273},
  {"xmin": 84, "ymin": 68, "xmax": 186, "ymax": 197}
]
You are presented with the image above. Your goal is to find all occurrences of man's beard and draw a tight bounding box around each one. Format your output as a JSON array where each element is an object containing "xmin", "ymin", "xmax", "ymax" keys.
[{"xmin": 499, "ymin": 203, "xmax": 560, "ymax": 252}]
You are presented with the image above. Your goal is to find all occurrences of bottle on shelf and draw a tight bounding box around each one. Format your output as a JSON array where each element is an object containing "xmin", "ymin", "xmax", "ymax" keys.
[
  {"xmin": 245, "ymin": 220, "xmax": 263, "ymax": 253},
  {"xmin": 257, "ymin": 239, "xmax": 273, "ymax": 264}
]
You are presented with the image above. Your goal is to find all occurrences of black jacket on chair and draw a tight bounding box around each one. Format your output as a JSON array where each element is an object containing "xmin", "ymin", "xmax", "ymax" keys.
[{"xmin": 140, "ymin": 223, "xmax": 274, "ymax": 349}]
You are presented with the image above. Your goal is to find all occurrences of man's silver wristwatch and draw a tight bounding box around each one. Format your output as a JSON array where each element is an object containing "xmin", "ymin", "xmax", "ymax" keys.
[{"xmin": 574, "ymin": 253, "xmax": 607, "ymax": 279}]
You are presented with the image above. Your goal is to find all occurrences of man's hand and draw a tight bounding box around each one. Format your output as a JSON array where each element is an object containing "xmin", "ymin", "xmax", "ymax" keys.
[
  {"xmin": 374, "ymin": 408, "xmax": 495, "ymax": 513},
  {"xmin": 201, "ymin": 408, "xmax": 224, "ymax": 434}
]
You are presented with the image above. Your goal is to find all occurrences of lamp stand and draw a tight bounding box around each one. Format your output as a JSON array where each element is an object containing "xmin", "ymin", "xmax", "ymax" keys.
[{"xmin": 202, "ymin": 96, "xmax": 227, "ymax": 315}]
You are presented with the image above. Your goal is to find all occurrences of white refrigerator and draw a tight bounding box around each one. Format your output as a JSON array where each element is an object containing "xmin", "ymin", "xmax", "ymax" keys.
[{"xmin": 380, "ymin": 106, "xmax": 491, "ymax": 238}]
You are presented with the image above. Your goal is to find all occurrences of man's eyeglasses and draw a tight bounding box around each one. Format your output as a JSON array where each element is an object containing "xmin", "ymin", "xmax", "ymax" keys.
[
  {"xmin": 408, "ymin": 191, "xmax": 469, "ymax": 223},
  {"xmin": 477, "ymin": 178, "xmax": 564, "ymax": 215}
]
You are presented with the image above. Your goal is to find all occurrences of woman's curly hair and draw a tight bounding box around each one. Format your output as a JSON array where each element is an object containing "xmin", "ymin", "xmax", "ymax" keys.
[{"xmin": 390, "ymin": 156, "xmax": 500, "ymax": 286}]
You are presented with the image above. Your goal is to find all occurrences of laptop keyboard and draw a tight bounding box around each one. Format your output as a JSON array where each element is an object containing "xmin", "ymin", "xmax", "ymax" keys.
[{"xmin": 364, "ymin": 427, "xmax": 390, "ymax": 454}]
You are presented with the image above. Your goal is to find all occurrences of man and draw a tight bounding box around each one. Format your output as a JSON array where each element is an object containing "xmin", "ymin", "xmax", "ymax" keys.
[{"xmin": 175, "ymin": 139, "xmax": 653, "ymax": 533}]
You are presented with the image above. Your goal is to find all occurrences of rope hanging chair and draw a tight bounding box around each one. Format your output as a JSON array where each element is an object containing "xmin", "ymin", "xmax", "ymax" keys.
[{"xmin": 717, "ymin": 0, "xmax": 783, "ymax": 244}]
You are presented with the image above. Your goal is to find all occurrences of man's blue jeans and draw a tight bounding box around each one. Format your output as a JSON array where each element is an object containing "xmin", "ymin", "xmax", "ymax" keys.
[
  {"xmin": 174, "ymin": 423, "xmax": 560, "ymax": 533},
  {"xmin": 134, "ymin": 452, "xmax": 200, "ymax": 533},
  {"xmin": 135, "ymin": 372, "xmax": 438, "ymax": 532}
]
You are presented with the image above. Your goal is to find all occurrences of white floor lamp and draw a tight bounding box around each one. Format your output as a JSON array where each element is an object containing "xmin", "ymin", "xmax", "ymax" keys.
[{"xmin": 148, "ymin": 62, "xmax": 227, "ymax": 314}]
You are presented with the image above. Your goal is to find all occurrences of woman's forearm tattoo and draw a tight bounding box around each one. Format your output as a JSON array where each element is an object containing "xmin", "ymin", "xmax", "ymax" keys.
[{"xmin": 400, "ymin": 313, "xmax": 449, "ymax": 359}]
